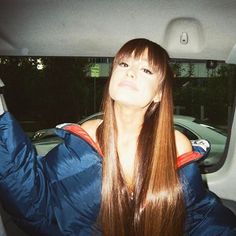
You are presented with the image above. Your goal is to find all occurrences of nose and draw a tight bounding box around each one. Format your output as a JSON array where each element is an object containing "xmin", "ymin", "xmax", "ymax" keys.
[{"xmin": 126, "ymin": 66, "xmax": 136, "ymax": 79}]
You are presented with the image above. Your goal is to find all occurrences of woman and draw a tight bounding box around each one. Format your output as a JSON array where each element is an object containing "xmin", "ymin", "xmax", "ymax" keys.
[{"xmin": 0, "ymin": 38, "xmax": 236, "ymax": 236}]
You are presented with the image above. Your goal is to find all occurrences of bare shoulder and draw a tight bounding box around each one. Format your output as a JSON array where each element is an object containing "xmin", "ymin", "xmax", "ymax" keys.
[
  {"xmin": 80, "ymin": 119, "xmax": 103, "ymax": 142},
  {"xmin": 174, "ymin": 130, "xmax": 192, "ymax": 157}
]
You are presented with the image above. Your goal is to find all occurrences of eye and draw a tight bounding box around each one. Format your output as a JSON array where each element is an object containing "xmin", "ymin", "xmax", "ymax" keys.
[
  {"xmin": 118, "ymin": 62, "xmax": 129, "ymax": 67},
  {"xmin": 143, "ymin": 68, "xmax": 153, "ymax": 75}
]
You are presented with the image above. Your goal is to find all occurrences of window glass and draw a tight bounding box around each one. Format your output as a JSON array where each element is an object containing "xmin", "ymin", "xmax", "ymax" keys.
[
  {"xmin": 174, "ymin": 124, "xmax": 199, "ymax": 140},
  {"xmin": 0, "ymin": 57, "xmax": 235, "ymax": 172},
  {"xmin": 172, "ymin": 60, "xmax": 236, "ymax": 172}
]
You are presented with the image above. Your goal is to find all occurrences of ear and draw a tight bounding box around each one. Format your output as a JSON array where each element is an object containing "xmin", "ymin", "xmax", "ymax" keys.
[{"xmin": 153, "ymin": 92, "xmax": 162, "ymax": 103}]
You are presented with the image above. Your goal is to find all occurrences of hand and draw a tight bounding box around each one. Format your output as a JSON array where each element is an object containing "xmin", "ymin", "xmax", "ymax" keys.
[{"xmin": 0, "ymin": 79, "xmax": 8, "ymax": 115}]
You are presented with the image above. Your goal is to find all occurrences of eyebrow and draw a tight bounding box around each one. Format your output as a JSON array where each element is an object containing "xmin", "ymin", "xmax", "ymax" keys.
[
  {"xmin": 122, "ymin": 56, "xmax": 150, "ymax": 63},
  {"xmin": 117, "ymin": 56, "xmax": 154, "ymax": 68}
]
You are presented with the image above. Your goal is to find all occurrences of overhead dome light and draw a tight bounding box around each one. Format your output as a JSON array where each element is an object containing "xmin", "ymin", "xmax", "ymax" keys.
[{"xmin": 180, "ymin": 32, "xmax": 188, "ymax": 45}]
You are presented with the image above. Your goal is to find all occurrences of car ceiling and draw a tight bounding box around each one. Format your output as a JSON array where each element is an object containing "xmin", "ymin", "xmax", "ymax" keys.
[{"xmin": 0, "ymin": 0, "xmax": 236, "ymax": 63}]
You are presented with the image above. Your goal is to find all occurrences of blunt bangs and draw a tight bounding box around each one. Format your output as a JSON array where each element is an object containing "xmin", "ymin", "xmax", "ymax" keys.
[{"xmin": 113, "ymin": 38, "xmax": 169, "ymax": 79}]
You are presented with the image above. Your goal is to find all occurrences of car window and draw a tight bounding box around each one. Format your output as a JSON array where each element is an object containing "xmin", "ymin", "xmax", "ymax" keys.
[
  {"xmin": 174, "ymin": 124, "xmax": 199, "ymax": 140},
  {"xmin": 0, "ymin": 57, "xmax": 236, "ymax": 172},
  {"xmin": 193, "ymin": 118, "xmax": 227, "ymax": 136}
]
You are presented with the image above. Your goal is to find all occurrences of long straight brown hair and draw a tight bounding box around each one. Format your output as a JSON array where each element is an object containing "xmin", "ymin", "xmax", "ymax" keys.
[{"xmin": 96, "ymin": 38, "xmax": 185, "ymax": 236}]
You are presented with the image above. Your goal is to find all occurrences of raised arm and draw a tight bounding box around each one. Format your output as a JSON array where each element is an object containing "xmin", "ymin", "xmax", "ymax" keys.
[
  {"xmin": 0, "ymin": 112, "xmax": 58, "ymax": 235},
  {"xmin": 0, "ymin": 112, "xmax": 103, "ymax": 235}
]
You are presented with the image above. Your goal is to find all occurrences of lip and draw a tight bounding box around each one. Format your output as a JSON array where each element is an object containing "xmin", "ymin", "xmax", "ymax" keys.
[{"xmin": 118, "ymin": 80, "xmax": 138, "ymax": 91}]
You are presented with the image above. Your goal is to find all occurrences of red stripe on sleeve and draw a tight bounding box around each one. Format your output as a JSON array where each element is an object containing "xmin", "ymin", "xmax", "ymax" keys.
[
  {"xmin": 63, "ymin": 124, "xmax": 103, "ymax": 158},
  {"xmin": 62, "ymin": 124, "xmax": 202, "ymax": 168},
  {"xmin": 177, "ymin": 151, "xmax": 202, "ymax": 168}
]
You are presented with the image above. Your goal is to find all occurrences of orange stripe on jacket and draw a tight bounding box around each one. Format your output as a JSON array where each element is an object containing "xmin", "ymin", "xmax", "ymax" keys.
[
  {"xmin": 63, "ymin": 124, "xmax": 202, "ymax": 168},
  {"xmin": 176, "ymin": 151, "xmax": 202, "ymax": 168},
  {"xmin": 63, "ymin": 124, "xmax": 103, "ymax": 157}
]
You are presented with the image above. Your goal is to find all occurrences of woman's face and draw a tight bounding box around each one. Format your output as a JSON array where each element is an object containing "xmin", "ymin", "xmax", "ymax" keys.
[{"xmin": 109, "ymin": 49, "xmax": 162, "ymax": 109}]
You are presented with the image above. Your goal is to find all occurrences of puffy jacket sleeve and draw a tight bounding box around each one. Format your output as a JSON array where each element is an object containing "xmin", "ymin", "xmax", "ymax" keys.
[
  {"xmin": 0, "ymin": 112, "xmax": 61, "ymax": 235},
  {"xmin": 179, "ymin": 144, "xmax": 236, "ymax": 235},
  {"xmin": 0, "ymin": 112, "xmax": 102, "ymax": 236}
]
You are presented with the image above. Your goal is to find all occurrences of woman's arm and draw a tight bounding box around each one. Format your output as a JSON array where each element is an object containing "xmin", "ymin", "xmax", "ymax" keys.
[
  {"xmin": 175, "ymin": 131, "xmax": 236, "ymax": 234},
  {"xmin": 177, "ymin": 143, "xmax": 236, "ymax": 235},
  {"xmin": 0, "ymin": 113, "xmax": 103, "ymax": 235},
  {"xmin": 0, "ymin": 112, "xmax": 57, "ymax": 235}
]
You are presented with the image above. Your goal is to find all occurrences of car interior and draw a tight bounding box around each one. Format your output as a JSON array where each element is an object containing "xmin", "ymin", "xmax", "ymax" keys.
[{"xmin": 0, "ymin": 0, "xmax": 236, "ymax": 235}]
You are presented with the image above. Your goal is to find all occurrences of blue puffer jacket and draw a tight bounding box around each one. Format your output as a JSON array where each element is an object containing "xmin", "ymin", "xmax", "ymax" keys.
[{"xmin": 0, "ymin": 112, "xmax": 236, "ymax": 236}]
